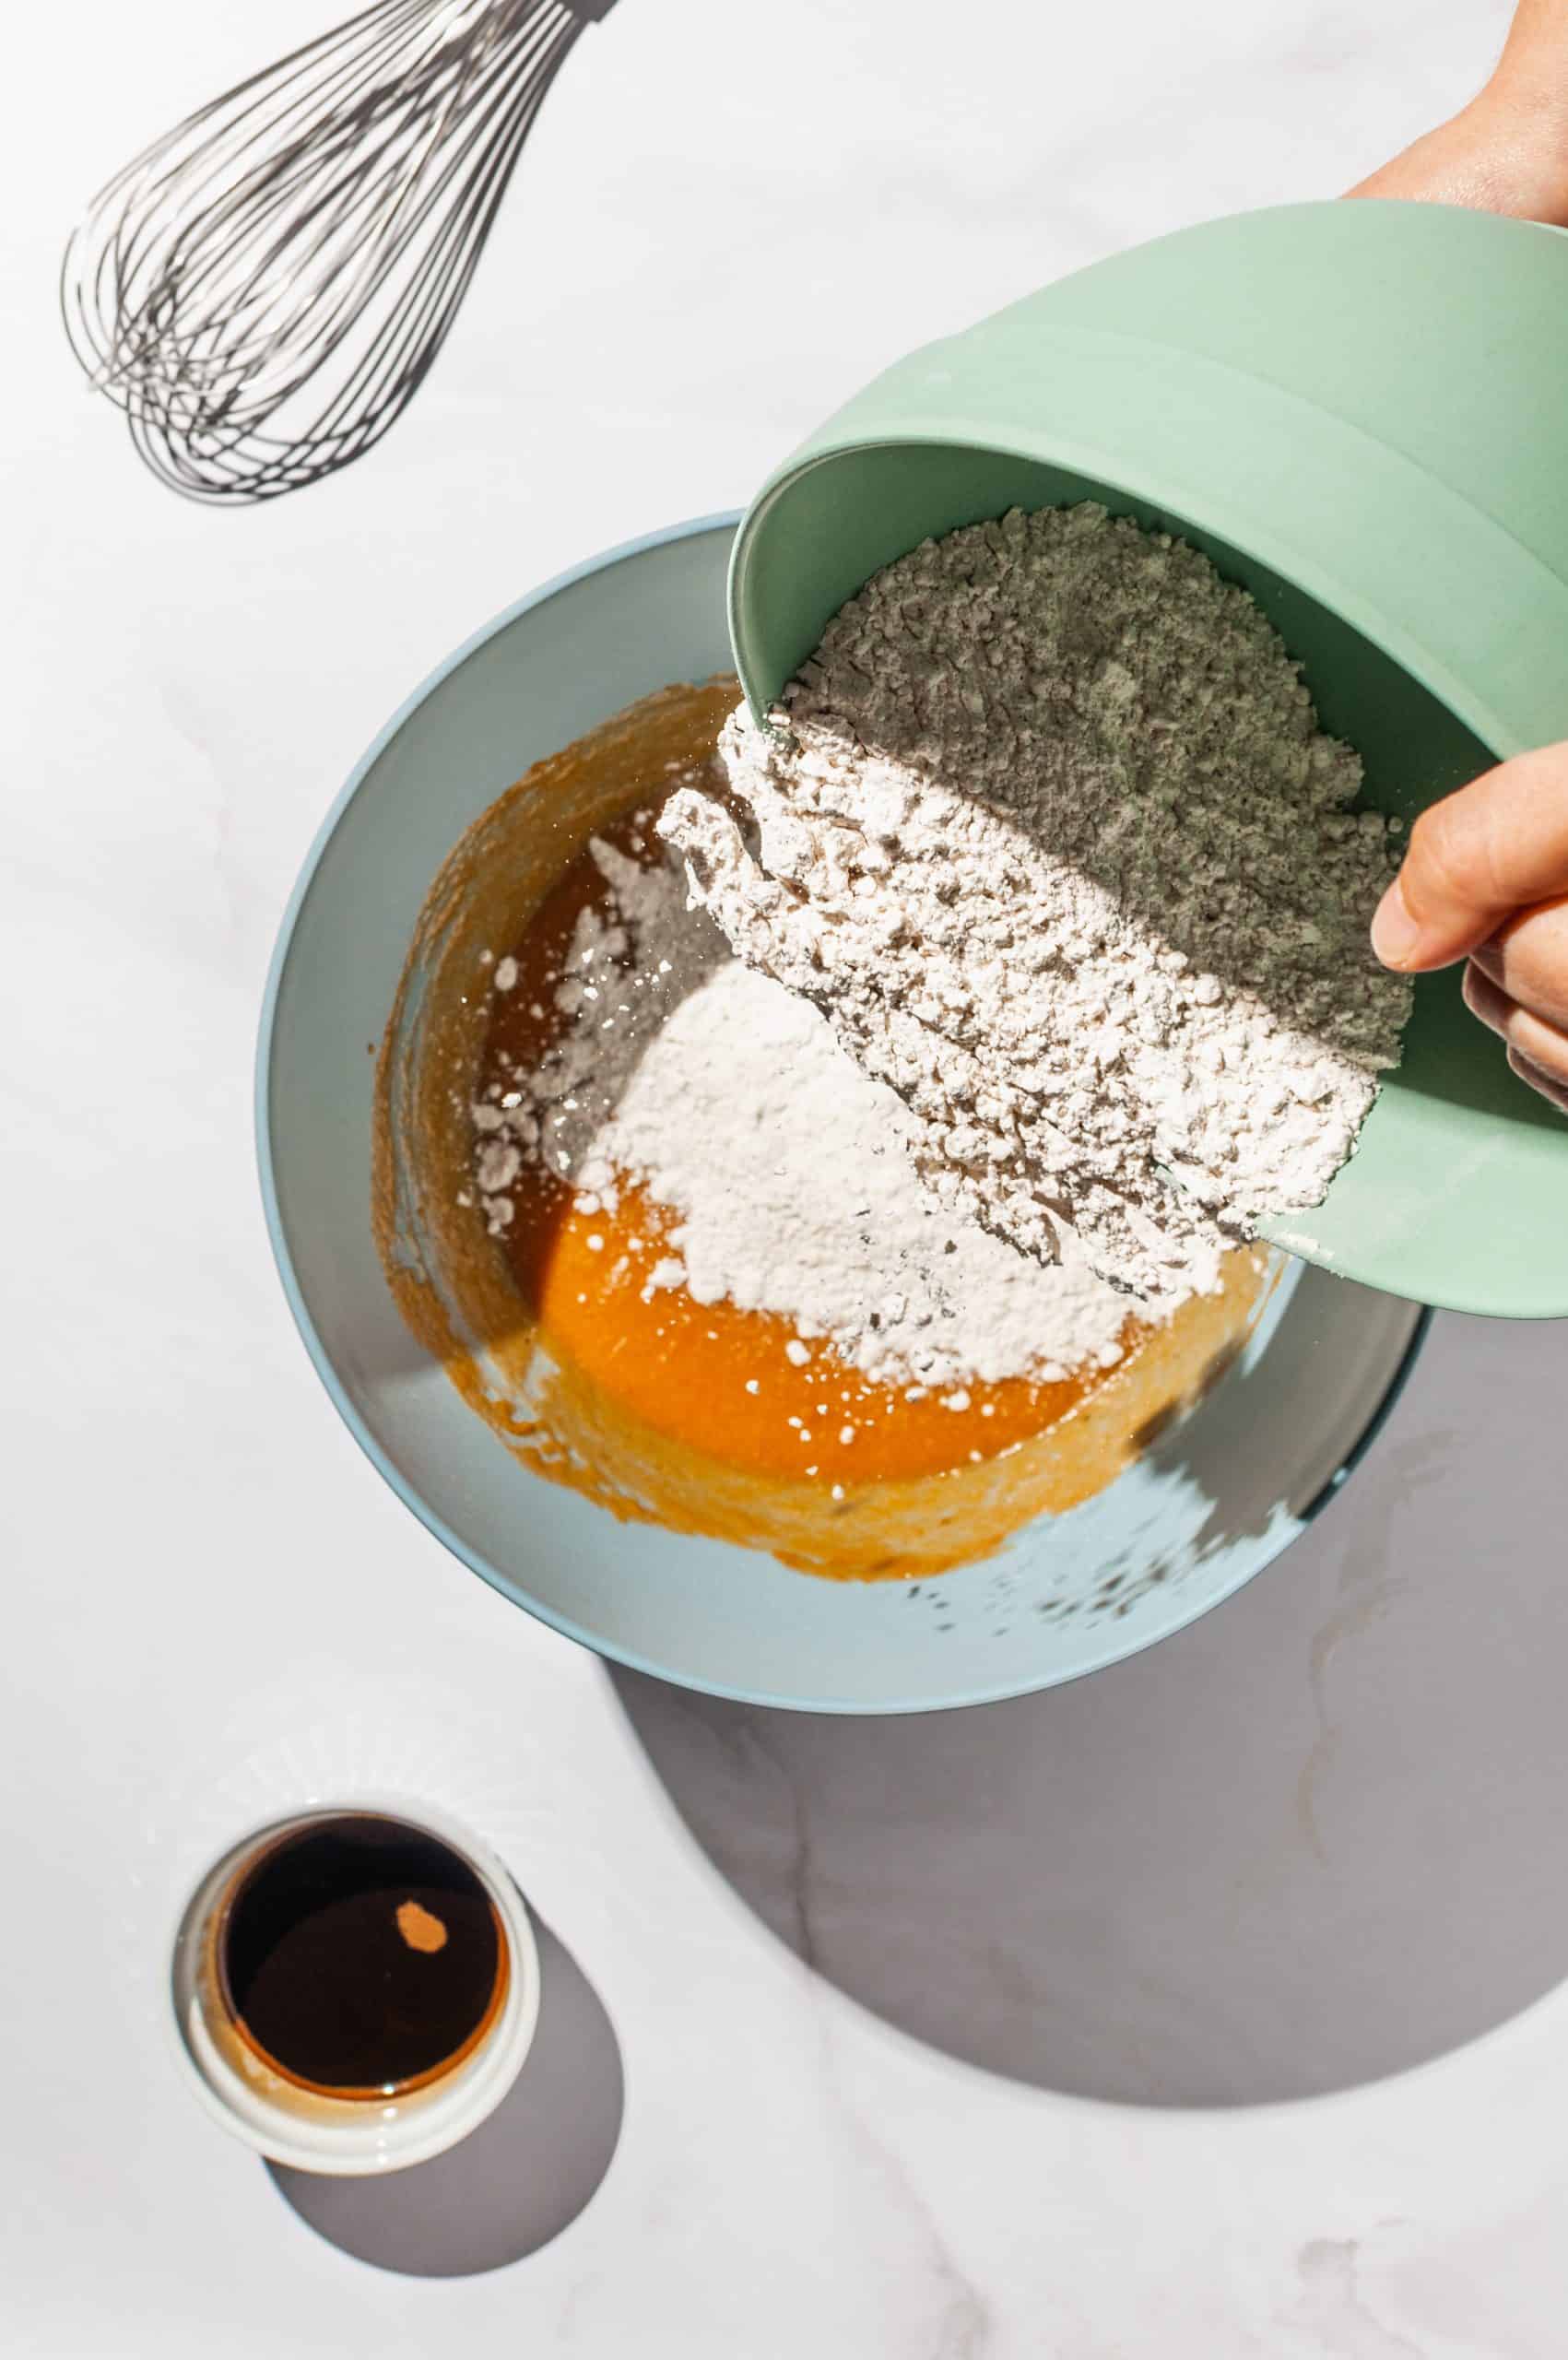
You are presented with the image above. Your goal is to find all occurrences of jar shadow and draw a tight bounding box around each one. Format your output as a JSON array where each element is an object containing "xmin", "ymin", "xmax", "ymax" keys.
[
  {"xmin": 267, "ymin": 1917, "xmax": 622, "ymax": 2273},
  {"xmin": 612, "ymin": 1310, "xmax": 1568, "ymax": 2106}
]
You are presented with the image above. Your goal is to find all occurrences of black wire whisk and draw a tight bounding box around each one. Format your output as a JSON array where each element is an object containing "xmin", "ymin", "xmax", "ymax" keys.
[{"xmin": 62, "ymin": 0, "xmax": 619, "ymax": 504}]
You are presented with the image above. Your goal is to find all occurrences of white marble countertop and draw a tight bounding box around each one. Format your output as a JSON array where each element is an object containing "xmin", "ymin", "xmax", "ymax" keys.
[{"xmin": 10, "ymin": 1, "xmax": 1568, "ymax": 2351}]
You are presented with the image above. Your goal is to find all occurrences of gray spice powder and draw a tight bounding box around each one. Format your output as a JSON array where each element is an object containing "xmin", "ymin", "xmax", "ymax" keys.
[{"xmin": 661, "ymin": 502, "xmax": 1411, "ymax": 1302}]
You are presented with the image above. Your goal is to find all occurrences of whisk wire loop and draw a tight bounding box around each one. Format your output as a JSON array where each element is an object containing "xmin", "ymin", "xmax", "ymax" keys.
[{"xmin": 63, "ymin": 0, "xmax": 613, "ymax": 501}]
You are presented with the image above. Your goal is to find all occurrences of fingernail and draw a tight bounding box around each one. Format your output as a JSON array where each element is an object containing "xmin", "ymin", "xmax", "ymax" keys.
[{"xmin": 1371, "ymin": 879, "xmax": 1422, "ymax": 969}]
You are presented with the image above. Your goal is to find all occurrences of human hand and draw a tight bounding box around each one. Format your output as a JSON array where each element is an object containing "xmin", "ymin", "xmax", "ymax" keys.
[
  {"xmin": 1348, "ymin": 3, "xmax": 1568, "ymax": 227},
  {"xmin": 1353, "ymin": 2, "xmax": 1568, "ymax": 1108},
  {"xmin": 1372, "ymin": 747, "xmax": 1568, "ymax": 1114}
]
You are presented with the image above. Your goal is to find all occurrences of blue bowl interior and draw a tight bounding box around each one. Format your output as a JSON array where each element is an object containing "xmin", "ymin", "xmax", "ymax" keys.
[{"xmin": 260, "ymin": 517, "xmax": 1425, "ymax": 1713}]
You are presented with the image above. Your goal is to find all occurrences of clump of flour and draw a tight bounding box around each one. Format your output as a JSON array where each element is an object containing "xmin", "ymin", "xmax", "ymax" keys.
[
  {"xmin": 660, "ymin": 503, "xmax": 1412, "ymax": 1301},
  {"xmin": 472, "ymin": 835, "xmax": 1141, "ymax": 1390}
]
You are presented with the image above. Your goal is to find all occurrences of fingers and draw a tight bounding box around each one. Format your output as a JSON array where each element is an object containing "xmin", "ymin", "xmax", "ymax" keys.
[
  {"xmin": 1384, "ymin": 766, "xmax": 1568, "ymax": 1110},
  {"xmin": 1372, "ymin": 743, "xmax": 1568, "ymax": 973},
  {"xmin": 1508, "ymin": 1050, "xmax": 1568, "ymax": 1114},
  {"xmin": 1468, "ymin": 893, "xmax": 1568, "ymax": 1029},
  {"xmin": 1462, "ymin": 959, "xmax": 1568, "ymax": 1112}
]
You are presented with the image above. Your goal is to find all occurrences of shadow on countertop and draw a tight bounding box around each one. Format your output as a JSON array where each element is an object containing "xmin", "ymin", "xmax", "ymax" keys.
[
  {"xmin": 614, "ymin": 1310, "xmax": 1568, "ymax": 2107},
  {"xmin": 268, "ymin": 1918, "xmax": 623, "ymax": 2275}
]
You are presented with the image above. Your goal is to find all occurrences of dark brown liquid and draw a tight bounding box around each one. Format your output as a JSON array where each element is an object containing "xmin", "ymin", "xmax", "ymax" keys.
[{"xmin": 220, "ymin": 1815, "xmax": 504, "ymax": 2096}]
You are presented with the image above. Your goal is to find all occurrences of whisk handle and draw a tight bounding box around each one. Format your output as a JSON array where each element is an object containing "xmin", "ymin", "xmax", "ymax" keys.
[{"xmin": 563, "ymin": 0, "xmax": 621, "ymax": 18}]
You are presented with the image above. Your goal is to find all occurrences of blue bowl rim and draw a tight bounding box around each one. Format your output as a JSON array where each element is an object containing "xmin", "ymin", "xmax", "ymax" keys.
[{"xmin": 255, "ymin": 509, "xmax": 1432, "ymax": 1716}]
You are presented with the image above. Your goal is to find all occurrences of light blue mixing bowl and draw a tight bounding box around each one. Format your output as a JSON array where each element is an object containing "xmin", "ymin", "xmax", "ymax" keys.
[{"xmin": 258, "ymin": 516, "xmax": 1427, "ymax": 1713}]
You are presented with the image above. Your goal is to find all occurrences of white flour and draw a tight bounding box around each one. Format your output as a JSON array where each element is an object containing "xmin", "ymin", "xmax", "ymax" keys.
[
  {"xmin": 662, "ymin": 503, "xmax": 1412, "ymax": 1301},
  {"xmin": 473, "ymin": 835, "xmax": 1139, "ymax": 1390}
]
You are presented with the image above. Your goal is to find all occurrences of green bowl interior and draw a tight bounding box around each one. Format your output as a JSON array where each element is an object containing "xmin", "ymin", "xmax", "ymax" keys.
[{"xmin": 731, "ymin": 441, "xmax": 1568, "ymax": 1316}]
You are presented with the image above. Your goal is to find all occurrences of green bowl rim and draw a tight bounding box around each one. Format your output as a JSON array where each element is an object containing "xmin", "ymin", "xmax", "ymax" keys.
[{"xmin": 728, "ymin": 387, "xmax": 1540, "ymax": 760}]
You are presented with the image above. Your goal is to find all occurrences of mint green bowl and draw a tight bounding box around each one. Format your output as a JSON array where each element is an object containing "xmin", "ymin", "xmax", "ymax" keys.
[{"xmin": 729, "ymin": 202, "xmax": 1568, "ymax": 1318}]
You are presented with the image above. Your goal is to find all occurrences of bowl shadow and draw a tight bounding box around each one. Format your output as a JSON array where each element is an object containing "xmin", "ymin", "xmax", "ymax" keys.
[
  {"xmin": 267, "ymin": 1916, "xmax": 623, "ymax": 2274},
  {"xmin": 613, "ymin": 1308, "xmax": 1568, "ymax": 2106}
]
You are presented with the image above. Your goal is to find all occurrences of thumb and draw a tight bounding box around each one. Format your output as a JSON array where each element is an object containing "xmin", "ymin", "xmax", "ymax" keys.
[{"xmin": 1372, "ymin": 742, "xmax": 1568, "ymax": 972}]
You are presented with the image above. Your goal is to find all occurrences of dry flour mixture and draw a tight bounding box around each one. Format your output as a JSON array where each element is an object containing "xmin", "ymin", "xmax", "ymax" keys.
[
  {"xmin": 472, "ymin": 835, "xmax": 1139, "ymax": 1393},
  {"xmin": 661, "ymin": 504, "xmax": 1412, "ymax": 1301}
]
